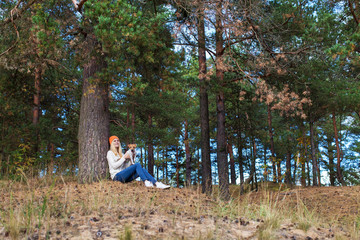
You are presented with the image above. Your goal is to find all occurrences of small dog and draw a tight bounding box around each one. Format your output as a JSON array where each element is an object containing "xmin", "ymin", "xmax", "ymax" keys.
[{"xmin": 126, "ymin": 144, "xmax": 137, "ymax": 164}]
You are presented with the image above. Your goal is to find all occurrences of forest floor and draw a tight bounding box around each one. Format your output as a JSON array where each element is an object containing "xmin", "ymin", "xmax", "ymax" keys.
[{"xmin": 0, "ymin": 177, "xmax": 359, "ymax": 240}]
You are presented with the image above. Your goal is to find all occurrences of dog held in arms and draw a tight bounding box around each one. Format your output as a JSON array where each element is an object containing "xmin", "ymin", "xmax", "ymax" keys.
[{"xmin": 126, "ymin": 144, "xmax": 137, "ymax": 164}]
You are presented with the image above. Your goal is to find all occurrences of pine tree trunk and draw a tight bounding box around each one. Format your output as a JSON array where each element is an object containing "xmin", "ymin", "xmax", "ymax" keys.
[
  {"xmin": 215, "ymin": 0, "xmax": 229, "ymax": 200},
  {"xmin": 185, "ymin": 119, "xmax": 191, "ymax": 186},
  {"xmin": 332, "ymin": 112, "xmax": 346, "ymax": 186},
  {"xmin": 78, "ymin": 51, "xmax": 109, "ymax": 183},
  {"xmin": 165, "ymin": 155, "xmax": 168, "ymax": 182},
  {"xmin": 147, "ymin": 114, "xmax": 154, "ymax": 175},
  {"xmin": 126, "ymin": 107, "xmax": 130, "ymax": 144},
  {"xmin": 251, "ymin": 137, "xmax": 257, "ymax": 190},
  {"xmin": 306, "ymin": 159, "xmax": 311, "ymax": 186},
  {"xmin": 263, "ymin": 145, "xmax": 268, "ymax": 181},
  {"xmin": 301, "ymin": 161, "xmax": 306, "ymax": 186},
  {"xmin": 327, "ymin": 136, "xmax": 336, "ymax": 186},
  {"xmin": 309, "ymin": 120, "xmax": 318, "ymax": 186},
  {"xmin": 32, "ymin": 65, "xmax": 41, "ymax": 157},
  {"xmin": 316, "ymin": 141, "xmax": 321, "ymax": 186},
  {"xmin": 33, "ymin": 66, "xmax": 41, "ymax": 125},
  {"xmin": 227, "ymin": 142, "xmax": 236, "ymax": 184},
  {"xmin": 131, "ymin": 104, "xmax": 135, "ymax": 143},
  {"xmin": 285, "ymin": 150, "xmax": 292, "ymax": 184},
  {"xmin": 267, "ymin": 105, "xmax": 277, "ymax": 182},
  {"xmin": 300, "ymin": 124, "xmax": 306, "ymax": 186},
  {"xmin": 237, "ymin": 102, "xmax": 244, "ymax": 188},
  {"xmin": 198, "ymin": 4, "xmax": 212, "ymax": 194},
  {"xmin": 48, "ymin": 143, "xmax": 54, "ymax": 176},
  {"xmin": 176, "ymin": 146, "xmax": 179, "ymax": 188}
]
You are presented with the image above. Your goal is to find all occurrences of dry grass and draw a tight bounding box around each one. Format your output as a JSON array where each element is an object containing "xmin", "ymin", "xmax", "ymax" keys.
[{"xmin": 0, "ymin": 177, "xmax": 358, "ymax": 239}]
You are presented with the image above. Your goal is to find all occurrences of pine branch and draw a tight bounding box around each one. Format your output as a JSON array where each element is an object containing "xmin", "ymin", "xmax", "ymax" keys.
[
  {"xmin": 348, "ymin": 0, "xmax": 359, "ymax": 25},
  {"xmin": 1, "ymin": 0, "xmax": 37, "ymax": 26}
]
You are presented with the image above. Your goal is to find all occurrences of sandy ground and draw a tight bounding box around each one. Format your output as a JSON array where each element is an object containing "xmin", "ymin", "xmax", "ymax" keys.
[{"xmin": 0, "ymin": 179, "xmax": 358, "ymax": 239}]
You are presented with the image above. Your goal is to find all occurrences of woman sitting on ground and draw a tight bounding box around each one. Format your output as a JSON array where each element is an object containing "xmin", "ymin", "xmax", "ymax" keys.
[{"xmin": 107, "ymin": 136, "xmax": 170, "ymax": 189}]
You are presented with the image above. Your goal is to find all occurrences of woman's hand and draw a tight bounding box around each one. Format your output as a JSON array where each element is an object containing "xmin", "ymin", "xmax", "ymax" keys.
[{"xmin": 123, "ymin": 150, "xmax": 131, "ymax": 159}]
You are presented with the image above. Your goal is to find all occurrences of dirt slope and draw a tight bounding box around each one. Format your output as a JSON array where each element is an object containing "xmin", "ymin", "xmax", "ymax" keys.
[{"xmin": 0, "ymin": 180, "xmax": 358, "ymax": 239}]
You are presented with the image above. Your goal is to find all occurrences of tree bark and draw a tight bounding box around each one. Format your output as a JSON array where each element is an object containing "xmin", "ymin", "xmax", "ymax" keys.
[
  {"xmin": 78, "ymin": 49, "xmax": 109, "ymax": 183},
  {"xmin": 263, "ymin": 145, "xmax": 268, "ymax": 181},
  {"xmin": 285, "ymin": 150, "xmax": 292, "ymax": 184},
  {"xmin": 309, "ymin": 120, "xmax": 318, "ymax": 186},
  {"xmin": 326, "ymin": 136, "xmax": 336, "ymax": 186},
  {"xmin": 267, "ymin": 105, "xmax": 277, "ymax": 182},
  {"xmin": 147, "ymin": 114, "xmax": 154, "ymax": 175},
  {"xmin": 33, "ymin": 66, "xmax": 41, "ymax": 125},
  {"xmin": 215, "ymin": 0, "xmax": 230, "ymax": 200},
  {"xmin": 185, "ymin": 119, "xmax": 191, "ymax": 186},
  {"xmin": 227, "ymin": 142, "xmax": 236, "ymax": 184},
  {"xmin": 332, "ymin": 112, "xmax": 346, "ymax": 186},
  {"xmin": 251, "ymin": 137, "xmax": 258, "ymax": 190},
  {"xmin": 300, "ymin": 124, "xmax": 306, "ymax": 187},
  {"xmin": 236, "ymin": 102, "xmax": 244, "ymax": 189},
  {"xmin": 131, "ymin": 104, "xmax": 135, "ymax": 143},
  {"xmin": 198, "ymin": 5, "xmax": 212, "ymax": 194},
  {"xmin": 176, "ymin": 145, "xmax": 179, "ymax": 188}
]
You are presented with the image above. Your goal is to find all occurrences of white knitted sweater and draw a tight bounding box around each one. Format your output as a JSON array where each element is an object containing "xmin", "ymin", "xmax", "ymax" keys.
[{"xmin": 107, "ymin": 150, "xmax": 132, "ymax": 180}]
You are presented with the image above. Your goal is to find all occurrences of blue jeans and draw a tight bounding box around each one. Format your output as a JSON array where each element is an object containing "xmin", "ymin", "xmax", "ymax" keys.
[{"xmin": 113, "ymin": 163, "xmax": 156, "ymax": 184}]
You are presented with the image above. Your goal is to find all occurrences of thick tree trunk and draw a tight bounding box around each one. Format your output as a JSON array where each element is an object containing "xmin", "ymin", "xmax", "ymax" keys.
[
  {"xmin": 332, "ymin": 112, "xmax": 346, "ymax": 186},
  {"xmin": 78, "ymin": 52, "xmax": 109, "ymax": 183},
  {"xmin": 215, "ymin": 0, "xmax": 229, "ymax": 200},
  {"xmin": 227, "ymin": 142, "xmax": 236, "ymax": 185},
  {"xmin": 267, "ymin": 105, "xmax": 277, "ymax": 182},
  {"xmin": 147, "ymin": 114, "xmax": 154, "ymax": 175},
  {"xmin": 185, "ymin": 119, "xmax": 191, "ymax": 186},
  {"xmin": 309, "ymin": 121, "xmax": 318, "ymax": 186},
  {"xmin": 198, "ymin": 6, "xmax": 212, "ymax": 194}
]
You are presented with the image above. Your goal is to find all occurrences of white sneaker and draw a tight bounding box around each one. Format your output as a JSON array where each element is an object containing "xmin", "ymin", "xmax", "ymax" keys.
[
  {"xmin": 155, "ymin": 182, "xmax": 170, "ymax": 189},
  {"xmin": 144, "ymin": 180, "xmax": 153, "ymax": 188}
]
